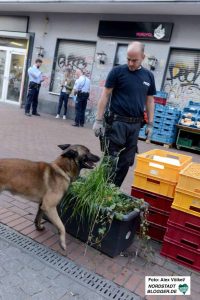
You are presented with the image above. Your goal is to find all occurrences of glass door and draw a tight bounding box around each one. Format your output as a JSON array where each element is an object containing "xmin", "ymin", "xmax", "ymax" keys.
[
  {"xmin": 6, "ymin": 50, "xmax": 26, "ymax": 104},
  {"xmin": 0, "ymin": 47, "xmax": 26, "ymax": 104},
  {"xmin": 0, "ymin": 49, "xmax": 7, "ymax": 101}
]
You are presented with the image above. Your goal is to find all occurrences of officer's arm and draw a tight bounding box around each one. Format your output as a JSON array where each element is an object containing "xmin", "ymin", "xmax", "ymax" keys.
[
  {"xmin": 96, "ymin": 87, "xmax": 113, "ymax": 120},
  {"xmin": 146, "ymin": 95, "xmax": 154, "ymax": 124},
  {"xmin": 73, "ymin": 78, "xmax": 80, "ymax": 95},
  {"xmin": 28, "ymin": 68, "xmax": 37, "ymax": 80}
]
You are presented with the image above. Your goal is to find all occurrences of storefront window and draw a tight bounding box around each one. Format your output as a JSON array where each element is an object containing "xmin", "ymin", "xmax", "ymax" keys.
[
  {"xmin": 114, "ymin": 44, "xmax": 128, "ymax": 66},
  {"xmin": 50, "ymin": 39, "xmax": 96, "ymax": 94},
  {"xmin": 162, "ymin": 48, "xmax": 200, "ymax": 108},
  {"xmin": 0, "ymin": 38, "xmax": 27, "ymax": 49}
]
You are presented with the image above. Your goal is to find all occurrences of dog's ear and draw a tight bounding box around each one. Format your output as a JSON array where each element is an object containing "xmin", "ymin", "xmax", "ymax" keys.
[
  {"xmin": 58, "ymin": 144, "xmax": 71, "ymax": 150},
  {"xmin": 61, "ymin": 149, "xmax": 78, "ymax": 159}
]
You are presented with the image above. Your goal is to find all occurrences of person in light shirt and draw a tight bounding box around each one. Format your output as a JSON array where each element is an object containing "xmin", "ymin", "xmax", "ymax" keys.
[
  {"xmin": 72, "ymin": 69, "xmax": 90, "ymax": 127},
  {"xmin": 25, "ymin": 58, "xmax": 44, "ymax": 117}
]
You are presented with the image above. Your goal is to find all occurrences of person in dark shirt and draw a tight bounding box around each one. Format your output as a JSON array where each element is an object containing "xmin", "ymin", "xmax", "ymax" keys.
[{"xmin": 93, "ymin": 41, "xmax": 156, "ymax": 187}]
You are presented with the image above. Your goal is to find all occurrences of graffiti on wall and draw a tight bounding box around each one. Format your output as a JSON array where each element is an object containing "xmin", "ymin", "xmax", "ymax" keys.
[
  {"xmin": 52, "ymin": 52, "xmax": 94, "ymax": 96},
  {"xmin": 51, "ymin": 51, "xmax": 103, "ymax": 122},
  {"xmin": 163, "ymin": 53, "xmax": 200, "ymax": 108},
  {"xmin": 57, "ymin": 54, "xmax": 91, "ymax": 77}
]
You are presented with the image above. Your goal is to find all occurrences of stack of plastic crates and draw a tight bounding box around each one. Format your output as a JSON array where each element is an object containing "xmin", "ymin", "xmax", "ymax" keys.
[
  {"xmin": 131, "ymin": 149, "xmax": 192, "ymax": 242},
  {"xmin": 161, "ymin": 163, "xmax": 200, "ymax": 271},
  {"xmin": 151, "ymin": 104, "xmax": 181, "ymax": 145},
  {"xmin": 179, "ymin": 101, "xmax": 200, "ymax": 128},
  {"xmin": 154, "ymin": 91, "xmax": 168, "ymax": 106},
  {"xmin": 138, "ymin": 104, "xmax": 181, "ymax": 143}
]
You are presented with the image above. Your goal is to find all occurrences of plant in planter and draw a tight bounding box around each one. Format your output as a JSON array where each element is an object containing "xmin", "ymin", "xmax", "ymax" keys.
[{"xmin": 58, "ymin": 158, "xmax": 150, "ymax": 257}]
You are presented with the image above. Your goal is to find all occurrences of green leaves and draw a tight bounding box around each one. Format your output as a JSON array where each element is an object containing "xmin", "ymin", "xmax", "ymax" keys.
[{"xmin": 60, "ymin": 157, "xmax": 149, "ymax": 249}]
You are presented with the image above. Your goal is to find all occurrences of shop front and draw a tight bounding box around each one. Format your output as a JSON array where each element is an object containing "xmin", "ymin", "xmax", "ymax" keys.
[
  {"xmin": 1, "ymin": 13, "xmax": 200, "ymax": 124},
  {"xmin": 0, "ymin": 38, "xmax": 27, "ymax": 105},
  {"xmin": 0, "ymin": 16, "xmax": 34, "ymax": 107}
]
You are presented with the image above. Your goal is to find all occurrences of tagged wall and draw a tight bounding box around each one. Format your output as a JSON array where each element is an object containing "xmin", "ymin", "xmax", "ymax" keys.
[
  {"xmin": 25, "ymin": 13, "xmax": 200, "ymax": 121},
  {"xmin": 163, "ymin": 49, "xmax": 200, "ymax": 108}
]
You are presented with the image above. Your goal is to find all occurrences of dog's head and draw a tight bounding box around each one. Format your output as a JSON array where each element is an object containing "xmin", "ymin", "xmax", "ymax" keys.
[{"xmin": 58, "ymin": 144, "xmax": 100, "ymax": 170}]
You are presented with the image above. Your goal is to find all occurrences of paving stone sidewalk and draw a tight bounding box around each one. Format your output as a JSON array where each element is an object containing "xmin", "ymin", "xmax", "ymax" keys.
[
  {"xmin": 0, "ymin": 103, "xmax": 200, "ymax": 300},
  {"xmin": 0, "ymin": 236, "xmax": 109, "ymax": 300}
]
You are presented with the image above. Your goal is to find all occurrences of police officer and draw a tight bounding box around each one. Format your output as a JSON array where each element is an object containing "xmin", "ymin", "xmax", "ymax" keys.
[
  {"xmin": 93, "ymin": 42, "xmax": 156, "ymax": 187},
  {"xmin": 25, "ymin": 58, "xmax": 43, "ymax": 117},
  {"xmin": 72, "ymin": 69, "xmax": 90, "ymax": 127}
]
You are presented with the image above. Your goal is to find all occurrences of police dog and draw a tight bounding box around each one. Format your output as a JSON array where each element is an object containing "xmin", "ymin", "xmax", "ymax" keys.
[{"xmin": 0, "ymin": 144, "xmax": 99, "ymax": 250}]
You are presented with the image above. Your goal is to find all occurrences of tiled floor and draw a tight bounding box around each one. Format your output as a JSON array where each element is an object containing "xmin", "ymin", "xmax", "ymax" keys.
[{"xmin": 0, "ymin": 103, "xmax": 200, "ymax": 299}]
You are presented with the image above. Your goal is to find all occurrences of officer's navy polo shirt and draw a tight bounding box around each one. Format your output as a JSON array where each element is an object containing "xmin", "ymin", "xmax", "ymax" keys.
[{"xmin": 105, "ymin": 64, "xmax": 156, "ymax": 117}]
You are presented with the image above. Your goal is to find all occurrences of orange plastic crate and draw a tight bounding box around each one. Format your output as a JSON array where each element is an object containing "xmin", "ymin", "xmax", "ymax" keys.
[
  {"xmin": 177, "ymin": 162, "xmax": 200, "ymax": 196},
  {"xmin": 134, "ymin": 149, "xmax": 192, "ymax": 183},
  {"xmin": 172, "ymin": 188, "xmax": 200, "ymax": 218},
  {"xmin": 133, "ymin": 171, "xmax": 176, "ymax": 198}
]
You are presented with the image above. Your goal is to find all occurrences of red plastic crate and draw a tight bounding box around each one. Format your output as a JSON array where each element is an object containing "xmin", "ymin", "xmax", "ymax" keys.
[
  {"xmin": 131, "ymin": 186, "xmax": 173, "ymax": 213},
  {"xmin": 165, "ymin": 221, "xmax": 200, "ymax": 251},
  {"xmin": 161, "ymin": 238, "xmax": 200, "ymax": 272},
  {"xmin": 168, "ymin": 208, "xmax": 200, "ymax": 235},
  {"xmin": 148, "ymin": 222, "xmax": 166, "ymax": 242},
  {"xmin": 154, "ymin": 97, "xmax": 167, "ymax": 106},
  {"xmin": 148, "ymin": 207, "xmax": 169, "ymax": 227}
]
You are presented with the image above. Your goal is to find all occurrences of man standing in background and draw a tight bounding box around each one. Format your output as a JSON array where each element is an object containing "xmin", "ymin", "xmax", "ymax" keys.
[
  {"xmin": 72, "ymin": 69, "xmax": 90, "ymax": 127},
  {"xmin": 25, "ymin": 58, "xmax": 43, "ymax": 117},
  {"xmin": 93, "ymin": 41, "xmax": 156, "ymax": 187}
]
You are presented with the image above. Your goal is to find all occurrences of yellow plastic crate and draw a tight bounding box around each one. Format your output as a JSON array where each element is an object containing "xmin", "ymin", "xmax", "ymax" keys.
[
  {"xmin": 133, "ymin": 171, "xmax": 176, "ymax": 198},
  {"xmin": 172, "ymin": 187, "xmax": 200, "ymax": 218},
  {"xmin": 177, "ymin": 163, "xmax": 200, "ymax": 196},
  {"xmin": 134, "ymin": 149, "xmax": 192, "ymax": 184}
]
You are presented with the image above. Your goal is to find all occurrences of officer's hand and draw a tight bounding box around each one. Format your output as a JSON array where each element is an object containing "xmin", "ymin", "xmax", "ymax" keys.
[
  {"xmin": 145, "ymin": 123, "xmax": 153, "ymax": 140},
  {"xmin": 93, "ymin": 120, "xmax": 104, "ymax": 137}
]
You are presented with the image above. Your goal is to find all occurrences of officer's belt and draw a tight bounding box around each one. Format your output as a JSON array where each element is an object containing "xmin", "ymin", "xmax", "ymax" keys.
[
  {"xmin": 29, "ymin": 81, "xmax": 40, "ymax": 87},
  {"xmin": 113, "ymin": 114, "xmax": 143, "ymax": 124},
  {"xmin": 78, "ymin": 91, "xmax": 89, "ymax": 95}
]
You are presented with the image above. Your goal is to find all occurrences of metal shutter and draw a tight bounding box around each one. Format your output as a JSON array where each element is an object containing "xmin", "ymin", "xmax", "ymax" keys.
[
  {"xmin": 52, "ymin": 40, "xmax": 96, "ymax": 93},
  {"xmin": 163, "ymin": 48, "xmax": 200, "ymax": 109}
]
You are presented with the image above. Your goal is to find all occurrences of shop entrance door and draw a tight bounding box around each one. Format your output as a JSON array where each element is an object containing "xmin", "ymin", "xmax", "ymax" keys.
[{"xmin": 0, "ymin": 46, "xmax": 26, "ymax": 105}]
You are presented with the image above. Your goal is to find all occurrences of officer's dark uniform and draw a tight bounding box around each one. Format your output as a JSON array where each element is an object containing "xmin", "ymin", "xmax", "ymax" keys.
[
  {"xmin": 25, "ymin": 82, "xmax": 41, "ymax": 115},
  {"xmin": 25, "ymin": 64, "xmax": 42, "ymax": 115},
  {"xmin": 104, "ymin": 64, "xmax": 156, "ymax": 187}
]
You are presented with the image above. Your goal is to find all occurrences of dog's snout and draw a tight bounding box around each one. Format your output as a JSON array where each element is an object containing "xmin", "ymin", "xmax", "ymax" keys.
[
  {"xmin": 89, "ymin": 153, "xmax": 100, "ymax": 162},
  {"xmin": 93, "ymin": 155, "xmax": 100, "ymax": 162}
]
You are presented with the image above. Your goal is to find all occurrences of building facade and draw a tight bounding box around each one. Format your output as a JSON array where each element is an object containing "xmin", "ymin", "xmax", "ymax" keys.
[{"xmin": 1, "ymin": 1, "xmax": 200, "ymax": 122}]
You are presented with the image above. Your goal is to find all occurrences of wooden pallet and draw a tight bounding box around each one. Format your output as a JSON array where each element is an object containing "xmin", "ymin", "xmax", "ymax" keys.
[
  {"xmin": 150, "ymin": 140, "xmax": 174, "ymax": 148},
  {"xmin": 139, "ymin": 137, "xmax": 174, "ymax": 148}
]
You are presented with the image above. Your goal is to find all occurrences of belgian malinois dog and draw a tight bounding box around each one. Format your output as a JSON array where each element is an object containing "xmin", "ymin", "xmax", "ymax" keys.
[{"xmin": 0, "ymin": 144, "xmax": 100, "ymax": 250}]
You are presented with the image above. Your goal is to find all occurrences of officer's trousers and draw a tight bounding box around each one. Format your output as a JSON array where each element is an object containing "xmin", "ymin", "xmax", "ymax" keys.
[
  {"xmin": 105, "ymin": 121, "xmax": 141, "ymax": 187},
  {"xmin": 75, "ymin": 92, "xmax": 89, "ymax": 125},
  {"xmin": 25, "ymin": 83, "xmax": 40, "ymax": 114}
]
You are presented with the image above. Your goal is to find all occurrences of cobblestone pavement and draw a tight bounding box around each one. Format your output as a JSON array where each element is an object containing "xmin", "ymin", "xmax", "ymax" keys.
[
  {"xmin": 0, "ymin": 236, "xmax": 108, "ymax": 300},
  {"xmin": 0, "ymin": 103, "xmax": 200, "ymax": 300}
]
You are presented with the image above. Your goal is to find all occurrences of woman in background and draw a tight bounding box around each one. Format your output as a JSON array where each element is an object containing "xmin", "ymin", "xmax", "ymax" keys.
[{"xmin": 55, "ymin": 69, "xmax": 74, "ymax": 119}]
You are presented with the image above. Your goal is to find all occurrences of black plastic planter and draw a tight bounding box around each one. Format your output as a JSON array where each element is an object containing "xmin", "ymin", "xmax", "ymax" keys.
[{"xmin": 57, "ymin": 195, "xmax": 143, "ymax": 258}]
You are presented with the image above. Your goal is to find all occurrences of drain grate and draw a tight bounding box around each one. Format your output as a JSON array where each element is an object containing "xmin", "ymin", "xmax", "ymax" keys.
[{"xmin": 0, "ymin": 223, "xmax": 141, "ymax": 300}]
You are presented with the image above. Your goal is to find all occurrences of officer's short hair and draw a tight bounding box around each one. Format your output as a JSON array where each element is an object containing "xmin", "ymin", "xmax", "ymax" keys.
[{"xmin": 35, "ymin": 58, "xmax": 43, "ymax": 64}]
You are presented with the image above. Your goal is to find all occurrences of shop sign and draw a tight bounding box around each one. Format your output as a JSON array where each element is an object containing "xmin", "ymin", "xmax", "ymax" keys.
[{"xmin": 98, "ymin": 21, "xmax": 173, "ymax": 42}]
